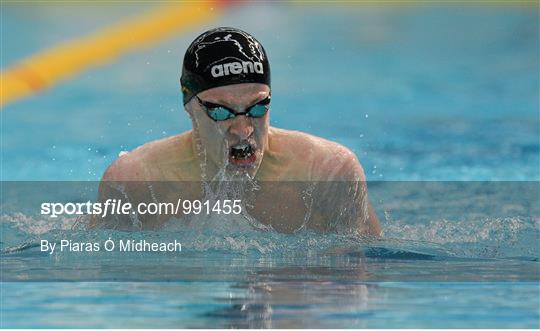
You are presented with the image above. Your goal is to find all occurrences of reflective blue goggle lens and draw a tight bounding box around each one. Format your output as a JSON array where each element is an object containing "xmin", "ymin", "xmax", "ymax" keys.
[
  {"xmin": 207, "ymin": 107, "xmax": 236, "ymax": 121},
  {"xmin": 245, "ymin": 104, "xmax": 269, "ymax": 118}
]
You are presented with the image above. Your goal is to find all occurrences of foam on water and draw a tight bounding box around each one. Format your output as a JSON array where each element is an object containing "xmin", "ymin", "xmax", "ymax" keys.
[{"xmin": 1, "ymin": 211, "xmax": 537, "ymax": 261}]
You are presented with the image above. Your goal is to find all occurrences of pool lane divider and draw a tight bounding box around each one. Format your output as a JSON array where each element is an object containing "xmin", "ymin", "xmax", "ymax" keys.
[{"xmin": 0, "ymin": 1, "xmax": 227, "ymax": 108}]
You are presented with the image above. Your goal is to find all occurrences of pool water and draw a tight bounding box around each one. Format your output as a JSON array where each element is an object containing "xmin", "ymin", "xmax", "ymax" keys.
[{"xmin": 1, "ymin": 3, "xmax": 539, "ymax": 328}]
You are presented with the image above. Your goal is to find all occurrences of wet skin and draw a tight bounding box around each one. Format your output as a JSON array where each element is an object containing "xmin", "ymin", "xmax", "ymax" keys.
[{"xmin": 96, "ymin": 83, "xmax": 381, "ymax": 235}]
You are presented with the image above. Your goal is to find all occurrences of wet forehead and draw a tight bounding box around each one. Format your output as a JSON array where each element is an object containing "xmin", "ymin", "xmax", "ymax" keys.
[{"xmin": 198, "ymin": 83, "xmax": 270, "ymax": 108}]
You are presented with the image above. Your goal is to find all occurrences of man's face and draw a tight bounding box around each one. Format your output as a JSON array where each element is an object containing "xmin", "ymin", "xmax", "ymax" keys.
[{"xmin": 186, "ymin": 83, "xmax": 270, "ymax": 178}]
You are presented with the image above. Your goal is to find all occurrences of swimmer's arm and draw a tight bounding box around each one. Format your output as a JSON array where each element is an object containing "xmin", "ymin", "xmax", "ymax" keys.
[
  {"xmin": 100, "ymin": 152, "xmax": 148, "ymax": 182},
  {"xmin": 334, "ymin": 150, "xmax": 382, "ymax": 237},
  {"xmin": 348, "ymin": 158, "xmax": 381, "ymax": 237},
  {"xmin": 366, "ymin": 200, "xmax": 382, "ymax": 237},
  {"xmin": 89, "ymin": 155, "xmax": 148, "ymax": 229}
]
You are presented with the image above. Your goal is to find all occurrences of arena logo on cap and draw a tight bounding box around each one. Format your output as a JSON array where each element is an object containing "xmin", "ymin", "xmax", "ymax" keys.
[{"xmin": 211, "ymin": 61, "xmax": 264, "ymax": 78}]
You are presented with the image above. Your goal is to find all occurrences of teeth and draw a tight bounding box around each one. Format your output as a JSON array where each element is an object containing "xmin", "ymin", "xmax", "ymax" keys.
[
  {"xmin": 230, "ymin": 143, "xmax": 254, "ymax": 160},
  {"xmin": 232, "ymin": 143, "xmax": 249, "ymax": 150}
]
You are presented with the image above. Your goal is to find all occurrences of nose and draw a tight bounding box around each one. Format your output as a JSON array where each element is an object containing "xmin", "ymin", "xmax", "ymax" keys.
[{"xmin": 228, "ymin": 115, "xmax": 254, "ymax": 140}]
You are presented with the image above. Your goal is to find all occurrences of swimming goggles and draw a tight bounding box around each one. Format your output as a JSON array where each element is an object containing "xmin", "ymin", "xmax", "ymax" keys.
[{"xmin": 196, "ymin": 95, "xmax": 270, "ymax": 121}]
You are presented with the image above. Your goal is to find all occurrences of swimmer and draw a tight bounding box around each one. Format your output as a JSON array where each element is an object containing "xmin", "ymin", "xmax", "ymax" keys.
[{"xmin": 95, "ymin": 27, "xmax": 381, "ymax": 235}]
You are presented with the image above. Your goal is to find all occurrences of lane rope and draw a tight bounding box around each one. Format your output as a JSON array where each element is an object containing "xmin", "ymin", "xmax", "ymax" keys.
[{"xmin": 1, "ymin": 1, "xmax": 222, "ymax": 108}]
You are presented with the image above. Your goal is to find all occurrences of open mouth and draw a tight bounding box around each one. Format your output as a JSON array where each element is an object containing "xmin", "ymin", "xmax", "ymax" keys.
[{"xmin": 229, "ymin": 142, "xmax": 257, "ymax": 166}]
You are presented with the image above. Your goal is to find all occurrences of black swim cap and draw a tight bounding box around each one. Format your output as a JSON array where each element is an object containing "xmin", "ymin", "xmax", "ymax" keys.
[{"xmin": 180, "ymin": 27, "xmax": 271, "ymax": 105}]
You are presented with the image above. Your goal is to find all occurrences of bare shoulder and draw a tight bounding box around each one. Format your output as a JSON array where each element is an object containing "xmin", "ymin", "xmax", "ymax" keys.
[
  {"xmin": 268, "ymin": 127, "xmax": 365, "ymax": 181},
  {"xmin": 102, "ymin": 132, "xmax": 195, "ymax": 181}
]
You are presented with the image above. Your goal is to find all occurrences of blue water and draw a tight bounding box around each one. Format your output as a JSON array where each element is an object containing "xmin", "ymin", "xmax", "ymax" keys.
[{"xmin": 1, "ymin": 4, "xmax": 539, "ymax": 328}]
